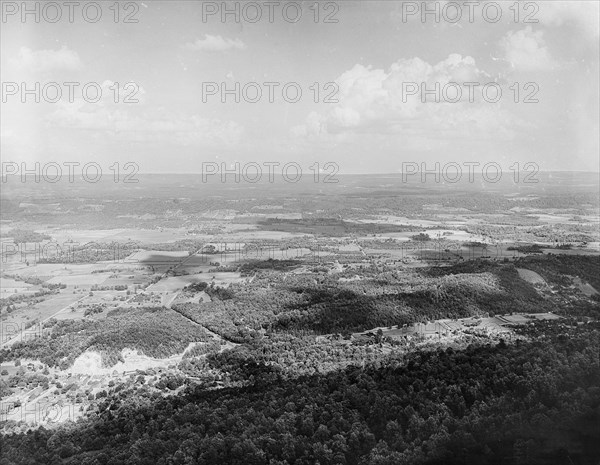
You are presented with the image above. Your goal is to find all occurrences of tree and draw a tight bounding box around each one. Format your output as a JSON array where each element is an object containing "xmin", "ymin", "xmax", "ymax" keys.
[{"xmin": 411, "ymin": 233, "xmax": 431, "ymax": 242}]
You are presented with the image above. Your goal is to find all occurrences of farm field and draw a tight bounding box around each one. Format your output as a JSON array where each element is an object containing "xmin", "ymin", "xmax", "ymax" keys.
[
  {"xmin": 1, "ymin": 293, "xmax": 84, "ymax": 347},
  {"xmin": 516, "ymin": 268, "xmax": 547, "ymax": 285},
  {"xmin": 0, "ymin": 278, "xmax": 33, "ymax": 297}
]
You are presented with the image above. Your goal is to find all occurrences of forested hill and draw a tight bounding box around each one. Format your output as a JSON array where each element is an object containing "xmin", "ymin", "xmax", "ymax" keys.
[{"xmin": 2, "ymin": 323, "xmax": 599, "ymax": 465}]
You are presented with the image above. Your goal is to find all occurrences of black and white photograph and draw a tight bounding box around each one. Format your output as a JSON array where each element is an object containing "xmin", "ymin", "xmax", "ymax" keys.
[{"xmin": 1, "ymin": 1, "xmax": 599, "ymax": 463}]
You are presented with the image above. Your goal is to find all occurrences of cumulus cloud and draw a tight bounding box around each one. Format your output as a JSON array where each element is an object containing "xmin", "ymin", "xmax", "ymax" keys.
[
  {"xmin": 499, "ymin": 27, "xmax": 557, "ymax": 72},
  {"xmin": 11, "ymin": 46, "xmax": 82, "ymax": 73},
  {"xmin": 292, "ymin": 53, "xmax": 512, "ymax": 141},
  {"xmin": 184, "ymin": 35, "xmax": 247, "ymax": 52}
]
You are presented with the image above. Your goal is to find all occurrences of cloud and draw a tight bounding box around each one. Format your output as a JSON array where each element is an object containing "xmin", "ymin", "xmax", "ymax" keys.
[
  {"xmin": 11, "ymin": 46, "xmax": 82, "ymax": 73},
  {"xmin": 499, "ymin": 27, "xmax": 557, "ymax": 72},
  {"xmin": 184, "ymin": 35, "xmax": 247, "ymax": 52},
  {"xmin": 292, "ymin": 53, "xmax": 515, "ymax": 142}
]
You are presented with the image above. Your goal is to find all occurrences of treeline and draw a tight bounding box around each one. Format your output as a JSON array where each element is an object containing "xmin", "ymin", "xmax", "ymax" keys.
[
  {"xmin": 507, "ymin": 244, "xmax": 544, "ymax": 254},
  {"xmin": 183, "ymin": 282, "xmax": 234, "ymax": 300},
  {"xmin": 0, "ymin": 288, "xmax": 57, "ymax": 307},
  {"xmin": 1, "ymin": 323, "xmax": 598, "ymax": 464},
  {"xmin": 6, "ymin": 229, "xmax": 51, "ymax": 244},
  {"xmin": 239, "ymin": 258, "xmax": 303, "ymax": 274}
]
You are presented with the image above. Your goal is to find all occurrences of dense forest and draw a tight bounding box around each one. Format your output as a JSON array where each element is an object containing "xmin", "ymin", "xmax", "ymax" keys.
[{"xmin": 1, "ymin": 322, "xmax": 598, "ymax": 465}]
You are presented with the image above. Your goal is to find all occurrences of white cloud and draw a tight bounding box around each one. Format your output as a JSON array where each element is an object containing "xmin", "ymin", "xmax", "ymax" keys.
[
  {"xmin": 11, "ymin": 46, "xmax": 82, "ymax": 73},
  {"xmin": 499, "ymin": 27, "xmax": 557, "ymax": 72},
  {"xmin": 292, "ymin": 53, "xmax": 512, "ymax": 142},
  {"xmin": 184, "ymin": 35, "xmax": 247, "ymax": 52}
]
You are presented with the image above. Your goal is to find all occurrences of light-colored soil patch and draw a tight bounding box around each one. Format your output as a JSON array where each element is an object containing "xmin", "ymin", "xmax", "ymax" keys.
[
  {"xmin": 70, "ymin": 349, "xmax": 184, "ymax": 375},
  {"xmin": 46, "ymin": 273, "xmax": 110, "ymax": 286},
  {"xmin": 516, "ymin": 268, "xmax": 547, "ymax": 285}
]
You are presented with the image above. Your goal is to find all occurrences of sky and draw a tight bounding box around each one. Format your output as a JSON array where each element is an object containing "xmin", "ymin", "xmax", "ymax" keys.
[{"xmin": 1, "ymin": 0, "xmax": 599, "ymax": 175}]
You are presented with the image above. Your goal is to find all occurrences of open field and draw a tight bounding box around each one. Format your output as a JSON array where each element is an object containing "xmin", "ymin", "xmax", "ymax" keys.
[
  {"xmin": 1, "ymin": 293, "xmax": 85, "ymax": 347},
  {"xmin": 516, "ymin": 268, "xmax": 547, "ymax": 285},
  {"xmin": 3, "ymin": 263, "xmax": 105, "ymax": 279},
  {"xmin": 45, "ymin": 273, "xmax": 111, "ymax": 287},
  {"xmin": 0, "ymin": 278, "xmax": 33, "ymax": 297}
]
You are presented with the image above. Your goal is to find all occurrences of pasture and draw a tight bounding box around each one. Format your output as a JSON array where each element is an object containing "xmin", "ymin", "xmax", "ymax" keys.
[{"xmin": 516, "ymin": 268, "xmax": 547, "ymax": 285}]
